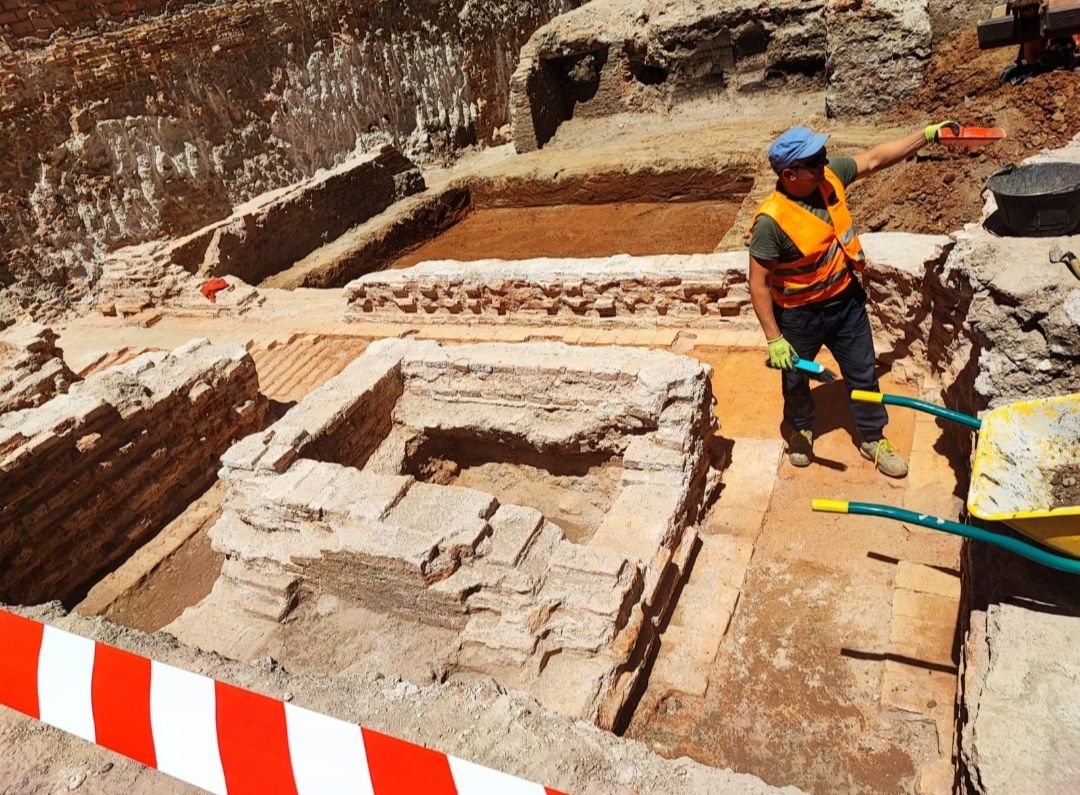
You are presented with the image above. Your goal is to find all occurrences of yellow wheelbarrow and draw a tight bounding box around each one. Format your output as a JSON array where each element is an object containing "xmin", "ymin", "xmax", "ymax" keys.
[{"xmin": 813, "ymin": 391, "xmax": 1080, "ymax": 573}]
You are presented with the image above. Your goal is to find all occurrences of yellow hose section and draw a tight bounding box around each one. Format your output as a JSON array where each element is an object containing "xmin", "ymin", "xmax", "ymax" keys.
[
  {"xmin": 812, "ymin": 499, "xmax": 850, "ymax": 513},
  {"xmin": 851, "ymin": 390, "xmax": 883, "ymax": 404}
]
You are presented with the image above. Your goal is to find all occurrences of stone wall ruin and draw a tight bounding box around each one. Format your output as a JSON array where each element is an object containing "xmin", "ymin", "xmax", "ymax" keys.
[
  {"xmin": 345, "ymin": 253, "xmax": 754, "ymax": 326},
  {"xmin": 170, "ymin": 339, "xmax": 724, "ymax": 729},
  {"xmin": 92, "ymin": 144, "xmax": 424, "ymax": 313},
  {"xmin": 0, "ymin": 322, "xmax": 77, "ymax": 414},
  {"xmin": 0, "ymin": 339, "xmax": 266, "ymax": 606}
]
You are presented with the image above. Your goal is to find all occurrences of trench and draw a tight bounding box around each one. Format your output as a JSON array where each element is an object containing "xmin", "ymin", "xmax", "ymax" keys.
[
  {"xmin": 261, "ymin": 166, "xmax": 753, "ymax": 290},
  {"xmin": 386, "ymin": 201, "xmax": 740, "ymax": 269}
]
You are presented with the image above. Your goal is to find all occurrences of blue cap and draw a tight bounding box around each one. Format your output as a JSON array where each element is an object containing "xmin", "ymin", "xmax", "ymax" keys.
[{"xmin": 767, "ymin": 127, "xmax": 830, "ymax": 172}]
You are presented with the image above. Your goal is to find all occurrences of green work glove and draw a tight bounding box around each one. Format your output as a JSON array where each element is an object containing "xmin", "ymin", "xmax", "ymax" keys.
[
  {"xmin": 925, "ymin": 120, "xmax": 960, "ymax": 144},
  {"xmin": 767, "ymin": 336, "xmax": 798, "ymax": 370}
]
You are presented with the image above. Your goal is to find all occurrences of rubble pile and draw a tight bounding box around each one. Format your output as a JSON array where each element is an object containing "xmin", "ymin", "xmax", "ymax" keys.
[{"xmin": 0, "ymin": 322, "xmax": 77, "ymax": 414}]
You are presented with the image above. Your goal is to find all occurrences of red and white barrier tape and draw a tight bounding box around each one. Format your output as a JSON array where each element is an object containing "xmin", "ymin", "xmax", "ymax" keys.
[{"xmin": 0, "ymin": 610, "xmax": 568, "ymax": 795}]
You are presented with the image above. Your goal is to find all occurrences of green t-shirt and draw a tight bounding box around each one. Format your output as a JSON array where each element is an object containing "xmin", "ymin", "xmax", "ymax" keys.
[{"xmin": 749, "ymin": 156, "xmax": 859, "ymax": 264}]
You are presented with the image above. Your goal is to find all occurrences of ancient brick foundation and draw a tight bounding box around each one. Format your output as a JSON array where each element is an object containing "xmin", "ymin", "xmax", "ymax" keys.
[
  {"xmin": 0, "ymin": 339, "xmax": 266, "ymax": 605},
  {"xmin": 176, "ymin": 340, "xmax": 723, "ymax": 728},
  {"xmin": 0, "ymin": 0, "xmax": 203, "ymax": 39},
  {"xmin": 93, "ymin": 145, "xmax": 423, "ymax": 312},
  {"xmin": 345, "ymin": 253, "xmax": 754, "ymax": 327}
]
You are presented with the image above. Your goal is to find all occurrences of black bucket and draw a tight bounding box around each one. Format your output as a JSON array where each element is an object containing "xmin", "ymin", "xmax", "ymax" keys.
[{"xmin": 985, "ymin": 162, "xmax": 1080, "ymax": 237}]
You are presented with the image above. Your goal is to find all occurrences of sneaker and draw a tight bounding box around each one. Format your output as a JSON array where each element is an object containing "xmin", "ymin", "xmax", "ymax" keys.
[
  {"xmin": 787, "ymin": 429, "xmax": 814, "ymax": 467},
  {"xmin": 860, "ymin": 438, "xmax": 909, "ymax": 478}
]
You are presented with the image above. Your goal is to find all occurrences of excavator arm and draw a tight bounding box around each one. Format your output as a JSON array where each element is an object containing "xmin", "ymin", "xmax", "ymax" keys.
[{"xmin": 977, "ymin": 0, "xmax": 1080, "ymax": 81}]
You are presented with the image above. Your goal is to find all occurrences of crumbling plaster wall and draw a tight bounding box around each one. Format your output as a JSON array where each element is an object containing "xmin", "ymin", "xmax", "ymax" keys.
[
  {"xmin": 0, "ymin": 0, "xmax": 578, "ymax": 321},
  {"xmin": 511, "ymin": 0, "xmax": 826, "ymax": 152},
  {"xmin": 0, "ymin": 339, "xmax": 266, "ymax": 606},
  {"xmin": 824, "ymin": 0, "xmax": 931, "ymax": 118}
]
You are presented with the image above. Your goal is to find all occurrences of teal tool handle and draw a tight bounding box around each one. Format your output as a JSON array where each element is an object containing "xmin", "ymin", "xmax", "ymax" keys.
[
  {"xmin": 813, "ymin": 499, "xmax": 1080, "ymax": 574},
  {"xmin": 794, "ymin": 359, "xmax": 825, "ymax": 376},
  {"xmin": 851, "ymin": 391, "xmax": 982, "ymax": 430}
]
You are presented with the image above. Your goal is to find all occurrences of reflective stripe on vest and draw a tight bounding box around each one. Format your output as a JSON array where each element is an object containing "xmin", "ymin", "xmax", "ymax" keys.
[{"xmin": 750, "ymin": 168, "xmax": 866, "ymax": 308}]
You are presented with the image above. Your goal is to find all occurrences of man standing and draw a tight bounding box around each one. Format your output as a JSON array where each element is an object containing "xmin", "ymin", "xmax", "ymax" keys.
[{"xmin": 748, "ymin": 122, "xmax": 955, "ymax": 476}]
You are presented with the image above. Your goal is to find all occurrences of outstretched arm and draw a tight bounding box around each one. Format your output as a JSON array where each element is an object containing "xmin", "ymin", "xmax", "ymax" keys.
[
  {"xmin": 851, "ymin": 121, "xmax": 956, "ymax": 181},
  {"xmin": 851, "ymin": 129, "xmax": 927, "ymax": 181}
]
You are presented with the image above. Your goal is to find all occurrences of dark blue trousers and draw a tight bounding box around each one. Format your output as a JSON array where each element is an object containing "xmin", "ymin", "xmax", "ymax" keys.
[{"xmin": 774, "ymin": 283, "xmax": 888, "ymax": 441}]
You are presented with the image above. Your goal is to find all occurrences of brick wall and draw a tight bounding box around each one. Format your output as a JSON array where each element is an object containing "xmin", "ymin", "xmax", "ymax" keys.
[
  {"xmin": 0, "ymin": 0, "xmax": 579, "ymax": 321},
  {"xmin": 0, "ymin": 339, "xmax": 267, "ymax": 606},
  {"xmin": 0, "ymin": 0, "xmax": 205, "ymax": 39}
]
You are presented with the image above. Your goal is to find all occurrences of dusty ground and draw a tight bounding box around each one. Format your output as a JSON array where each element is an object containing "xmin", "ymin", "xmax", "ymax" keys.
[
  {"xmin": 451, "ymin": 461, "xmax": 622, "ymax": 544},
  {"xmin": 102, "ymin": 521, "xmax": 223, "ymax": 634},
  {"xmin": 626, "ymin": 347, "xmax": 963, "ymax": 795}
]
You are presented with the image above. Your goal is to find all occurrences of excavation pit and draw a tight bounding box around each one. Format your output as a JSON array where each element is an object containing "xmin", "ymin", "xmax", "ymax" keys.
[
  {"xmin": 385, "ymin": 200, "xmax": 743, "ymax": 270},
  {"xmin": 264, "ymin": 166, "xmax": 753, "ymax": 290},
  {"xmin": 166, "ymin": 339, "xmax": 724, "ymax": 729}
]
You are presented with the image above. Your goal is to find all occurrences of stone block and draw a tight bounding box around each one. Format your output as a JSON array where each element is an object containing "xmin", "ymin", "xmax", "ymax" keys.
[
  {"xmin": 889, "ymin": 613, "xmax": 957, "ymax": 667},
  {"xmin": 892, "ymin": 588, "xmax": 960, "ymax": 627},
  {"xmin": 383, "ymin": 482, "xmax": 497, "ymax": 539},
  {"xmin": 487, "ymin": 504, "xmax": 545, "ymax": 567},
  {"xmin": 650, "ymin": 631, "xmax": 711, "ymax": 698},
  {"xmin": 895, "ymin": 562, "xmax": 961, "ymax": 599}
]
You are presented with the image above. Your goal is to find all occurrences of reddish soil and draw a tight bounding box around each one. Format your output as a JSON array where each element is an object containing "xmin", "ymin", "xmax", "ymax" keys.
[
  {"xmin": 388, "ymin": 200, "xmax": 742, "ymax": 268},
  {"xmin": 849, "ymin": 30, "xmax": 1080, "ymax": 234},
  {"xmin": 103, "ymin": 527, "xmax": 223, "ymax": 633}
]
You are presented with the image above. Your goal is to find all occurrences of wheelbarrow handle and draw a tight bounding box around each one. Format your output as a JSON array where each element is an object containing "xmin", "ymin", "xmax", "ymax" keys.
[
  {"xmin": 850, "ymin": 391, "xmax": 983, "ymax": 431},
  {"xmin": 813, "ymin": 499, "xmax": 1080, "ymax": 575}
]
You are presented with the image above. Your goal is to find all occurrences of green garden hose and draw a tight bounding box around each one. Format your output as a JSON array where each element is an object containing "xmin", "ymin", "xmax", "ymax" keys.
[
  {"xmin": 813, "ymin": 499, "xmax": 1080, "ymax": 575},
  {"xmin": 851, "ymin": 390, "xmax": 983, "ymax": 431}
]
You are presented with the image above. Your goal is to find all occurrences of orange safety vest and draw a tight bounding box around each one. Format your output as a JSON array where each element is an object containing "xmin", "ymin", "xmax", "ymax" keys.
[{"xmin": 750, "ymin": 168, "xmax": 866, "ymax": 308}]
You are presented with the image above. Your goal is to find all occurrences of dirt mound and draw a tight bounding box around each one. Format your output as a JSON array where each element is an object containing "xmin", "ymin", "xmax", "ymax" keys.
[{"xmin": 848, "ymin": 30, "xmax": 1080, "ymax": 234}]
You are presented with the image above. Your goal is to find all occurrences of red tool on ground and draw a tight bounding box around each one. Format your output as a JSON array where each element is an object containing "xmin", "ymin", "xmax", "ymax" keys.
[
  {"xmin": 937, "ymin": 125, "xmax": 1008, "ymax": 149},
  {"xmin": 199, "ymin": 278, "xmax": 230, "ymax": 303}
]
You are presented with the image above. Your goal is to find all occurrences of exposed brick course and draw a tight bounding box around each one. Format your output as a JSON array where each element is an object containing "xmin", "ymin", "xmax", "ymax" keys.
[{"xmin": 0, "ymin": 339, "xmax": 267, "ymax": 605}]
